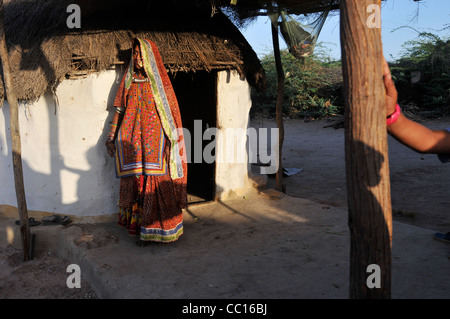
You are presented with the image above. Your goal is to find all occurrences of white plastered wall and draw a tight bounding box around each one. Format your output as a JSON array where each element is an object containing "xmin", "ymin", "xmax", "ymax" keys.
[
  {"xmin": 0, "ymin": 70, "xmax": 121, "ymax": 221},
  {"xmin": 0, "ymin": 68, "xmax": 256, "ymax": 220},
  {"xmin": 215, "ymin": 70, "xmax": 254, "ymax": 200}
]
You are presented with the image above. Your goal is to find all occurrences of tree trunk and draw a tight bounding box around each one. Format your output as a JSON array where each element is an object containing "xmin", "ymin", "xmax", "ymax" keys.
[
  {"xmin": 340, "ymin": 0, "xmax": 392, "ymax": 298},
  {"xmin": 271, "ymin": 20, "xmax": 285, "ymax": 192},
  {"xmin": 0, "ymin": 0, "xmax": 31, "ymax": 261}
]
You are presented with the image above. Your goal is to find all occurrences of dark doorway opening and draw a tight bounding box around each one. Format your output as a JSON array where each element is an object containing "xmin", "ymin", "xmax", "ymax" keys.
[{"xmin": 169, "ymin": 71, "xmax": 217, "ymax": 203}]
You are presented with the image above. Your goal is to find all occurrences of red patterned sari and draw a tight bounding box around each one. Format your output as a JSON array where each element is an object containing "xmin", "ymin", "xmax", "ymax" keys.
[{"xmin": 113, "ymin": 39, "xmax": 187, "ymax": 243}]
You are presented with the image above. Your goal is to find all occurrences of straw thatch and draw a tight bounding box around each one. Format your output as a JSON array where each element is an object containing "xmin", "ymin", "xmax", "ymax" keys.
[{"xmin": 1, "ymin": 0, "xmax": 266, "ymax": 102}]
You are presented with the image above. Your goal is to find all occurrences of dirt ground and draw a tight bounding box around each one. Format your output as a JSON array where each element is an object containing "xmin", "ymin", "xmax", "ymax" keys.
[
  {"xmin": 0, "ymin": 245, "xmax": 97, "ymax": 299},
  {"xmin": 254, "ymin": 117, "xmax": 450, "ymax": 233},
  {"xmin": 1, "ymin": 117, "xmax": 449, "ymax": 299}
]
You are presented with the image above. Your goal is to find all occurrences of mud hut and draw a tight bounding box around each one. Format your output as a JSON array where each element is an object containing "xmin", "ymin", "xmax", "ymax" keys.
[
  {"xmin": 0, "ymin": 0, "xmax": 267, "ymax": 222},
  {"xmin": 1, "ymin": 0, "xmax": 414, "ymax": 298}
]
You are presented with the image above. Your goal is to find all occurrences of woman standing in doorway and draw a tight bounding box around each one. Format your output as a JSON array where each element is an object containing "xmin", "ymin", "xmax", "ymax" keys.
[{"xmin": 105, "ymin": 38, "xmax": 187, "ymax": 245}]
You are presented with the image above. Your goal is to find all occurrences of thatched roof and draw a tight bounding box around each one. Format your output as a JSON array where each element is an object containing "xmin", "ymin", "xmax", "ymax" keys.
[
  {"xmin": 4, "ymin": 0, "xmax": 424, "ymax": 102},
  {"xmin": 1, "ymin": 0, "xmax": 266, "ymax": 102}
]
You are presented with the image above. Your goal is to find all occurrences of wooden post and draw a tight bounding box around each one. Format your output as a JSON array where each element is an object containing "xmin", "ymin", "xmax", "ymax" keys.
[
  {"xmin": 271, "ymin": 20, "xmax": 285, "ymax": 192},
  {"xmin": 0, "ymin": 0, "xmax": 31, "ymax": 261},
  {"xmin": 340, "ymin": 0, "xmax": 392, "ymax": 298}
]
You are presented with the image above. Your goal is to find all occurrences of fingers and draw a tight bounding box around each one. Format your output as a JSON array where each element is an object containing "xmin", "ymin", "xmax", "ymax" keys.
[
  {"xmin": 106, "ymin": 143, "xmax": 116, "ymax": 157},
  {"xmin": 382, "ymin": 56, "xmax": 390, "ymax": 79},
  {"xmin": 382, "ymin": 57, "xmax": 396, "ymax": 96},
  {"xmin": 383, "ymin": 57, "xmax": 398, "ymax": 116},
  {"xmin": 383, "ymin": 57, "xmax": 392, "ymax": 87}
]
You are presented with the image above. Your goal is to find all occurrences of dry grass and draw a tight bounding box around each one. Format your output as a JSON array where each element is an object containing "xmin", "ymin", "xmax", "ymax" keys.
[{"xmin": 1, "ymin": 0, "xmax": 265, "ymax": 102}]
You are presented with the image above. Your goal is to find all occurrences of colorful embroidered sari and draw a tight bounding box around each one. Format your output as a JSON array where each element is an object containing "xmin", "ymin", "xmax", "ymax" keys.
[{"xmin": 113, "ymin": 38, "xmax": 187, "ymax": 243}]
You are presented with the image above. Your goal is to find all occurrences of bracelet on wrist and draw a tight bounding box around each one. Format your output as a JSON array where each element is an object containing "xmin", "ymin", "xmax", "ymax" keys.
[
  {"xmin": 387, "ymin": 104, "xmax": 401, "ymax": 126},
  {"xmin": 106, "ymin": 132, "xmax": 115, "ymax": 143}
]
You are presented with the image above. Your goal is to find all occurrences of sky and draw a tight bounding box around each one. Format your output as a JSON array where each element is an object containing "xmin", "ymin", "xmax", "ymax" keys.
[{"xmin": 238, "ymin": 0, "xmax": 450, "ymax": 61}]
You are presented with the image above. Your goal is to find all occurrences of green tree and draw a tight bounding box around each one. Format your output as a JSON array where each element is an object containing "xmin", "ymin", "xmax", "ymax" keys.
[
  {"xmin": 251, "ymin": 46, "xmax": 343, "ymax": 119},
  {"xmin": 389, "ymin": 28, "xmax": 450, "ymax": 116}
]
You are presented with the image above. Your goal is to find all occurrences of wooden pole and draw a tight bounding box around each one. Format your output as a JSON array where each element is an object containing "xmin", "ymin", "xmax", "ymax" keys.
[
  {"xmin": 340, "ymin": 0, "xmax": 392, "ymax": 298},
  {"xmin": 271, "ymin": 20, "xmax": 285, "ymax": 192},
  {"xmin": 0, "ymin": 0, "xmax": 31, "ymax": 261}
]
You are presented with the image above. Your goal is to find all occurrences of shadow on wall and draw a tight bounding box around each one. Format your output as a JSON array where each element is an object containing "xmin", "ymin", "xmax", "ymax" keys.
[{"xmin": 0, "ymin": 68, "xmax": 123, "ymax": 219}]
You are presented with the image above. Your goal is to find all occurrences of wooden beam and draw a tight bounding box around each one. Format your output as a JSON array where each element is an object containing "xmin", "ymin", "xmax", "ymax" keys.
[
  {"xmin": 0, "ymin": 0, "xmax": 31, "ymax": 261},
  {"xmin": 340, "ymin": 0, "xmax": 392, "ymax": 298},
  {"xmin": 271, "ymin": 20, "xmax": 285, "ymax": 192}
]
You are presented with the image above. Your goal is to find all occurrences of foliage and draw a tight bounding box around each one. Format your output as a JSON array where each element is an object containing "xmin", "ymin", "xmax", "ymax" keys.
[
  {"xmin": 388, "ymin": 28, "xmax": 450, "ymax": 117},
  {"xmin": 252, "ymin": 30, "xmax": 450, "ymax": 120},
  {"xmin": 251, "ymin": 45, "xmax": 343, "ymax": 119}
]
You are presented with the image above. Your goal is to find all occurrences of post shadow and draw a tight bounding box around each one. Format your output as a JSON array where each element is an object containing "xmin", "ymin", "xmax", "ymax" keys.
[{"xmin": 347, "ymin": 140, "xmax": 392, "ymax": 299}]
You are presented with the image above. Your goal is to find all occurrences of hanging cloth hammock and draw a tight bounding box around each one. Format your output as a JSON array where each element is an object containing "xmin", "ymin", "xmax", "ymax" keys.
[{"xmin": 270, "ymin": 7, "xmax": 331, "ymax": 59}]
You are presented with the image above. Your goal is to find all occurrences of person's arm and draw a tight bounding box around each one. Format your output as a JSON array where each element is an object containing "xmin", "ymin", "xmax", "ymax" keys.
[
  {"xmin": 105, "ymin": 111, "xmax": 124, "ymax": 157},
  {"xmin": 164, "ymin": 135, "xmax": 171, "ymax": 161},
  {"xmin": 383, "ymin": 58, "xmax": 450, "ymax": 155}
]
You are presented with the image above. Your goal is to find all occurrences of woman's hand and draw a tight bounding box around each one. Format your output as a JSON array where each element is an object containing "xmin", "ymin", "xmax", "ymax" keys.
[
  {"xmin": 164, "ymin": 140, "xmax": 170, "ymax": 161},
  {"xmin": 106, "ymin": 140, "xmax": 116, "ymax": 157}
]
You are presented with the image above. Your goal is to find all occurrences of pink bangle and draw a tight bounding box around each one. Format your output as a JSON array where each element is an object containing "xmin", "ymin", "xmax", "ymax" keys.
[{"xmin": 387, "ymin": 104, "xmax": 401, "ymax": 126}]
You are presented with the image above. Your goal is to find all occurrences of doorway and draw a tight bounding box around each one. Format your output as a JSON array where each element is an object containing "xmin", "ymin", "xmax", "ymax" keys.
[{"xmin": 169, "ymin": 70, "xmax": 217, "ymax": 203}]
